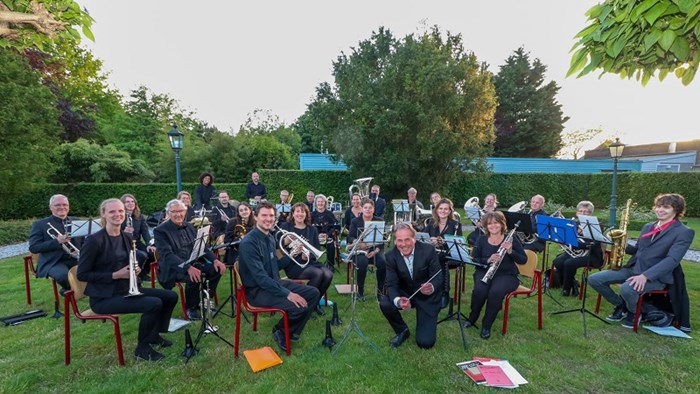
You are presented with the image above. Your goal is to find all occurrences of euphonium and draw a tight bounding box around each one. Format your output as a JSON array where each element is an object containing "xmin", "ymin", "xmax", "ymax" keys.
[
  {"xmin": 46, "ymin": 222, "xmax": 80, "ymax": 259},
  {"xmin": 607, "ymin": 199, "xmax": 632, "ymax": 270},
  {"xmin": 482, "ymin": 221, "xmax": 520, "ymax": 284},
  {"xmin": 126, "ymin": 240, "xmax": 143, "ymax": 297},
  {"xmin": 348, "ymin": 177, "xmax": 373, "ymax": 201},
  {"xmin": 551, "ymin": 208, "xmax": 588, "ymax": 259},
  {"xmin": 508, "ymin": 201, "xmax": 536, "ymax": 245},
  {"xmin": 275, "ymin": 225, "xmax": 325, "ymax": 268},
  {"xmin": 464, "ymin": 196, "xmax": 485, "ymax": 234}
]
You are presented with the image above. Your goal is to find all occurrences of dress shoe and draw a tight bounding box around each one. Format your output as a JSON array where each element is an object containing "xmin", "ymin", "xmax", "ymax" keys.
[
  {"xmin": 462, "ymin": 320, "xmax": 474, "ymax": 329},
  {"xmin": 186, "ymin": 308, "xmax": 202, "ymax": 320},
  {"xmin": 149, "ymin": 335, "xmax": 173, "ymax": 348},
  {"xmin": 561, "ymin": 288, "xmax": 571, "ymax": 297},
  {"xmin": 291, "ymin": 333, "xmax": 301, "ymax": 343},
  {"xmin": 480, "ymin": 328, "xmax": 491, "ymax": 340},
  {"xmin": 135, "ymin": 345, "xmax": 164, "ymax": 361},
  {"xmin": 272, "ymin": 328, "xmax": 288, "ymax": 352},
  {"xmin": 389, "ymin": 328, "xmax": 410, "ymax": 348},
  {"xmin": 315, "ymin": 305, "xmax": 325, "ymax": 316}
]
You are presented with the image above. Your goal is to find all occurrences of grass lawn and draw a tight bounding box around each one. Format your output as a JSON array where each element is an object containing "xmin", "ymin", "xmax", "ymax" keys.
[{"xmin": 1, "ymin": 252, "xmax": 698, "ymax": 394}]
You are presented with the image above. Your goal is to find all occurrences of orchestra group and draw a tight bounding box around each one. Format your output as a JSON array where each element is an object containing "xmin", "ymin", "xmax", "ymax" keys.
[{"xmin": 28, "ymin": 171, "xmax": 695, "ymax": 361}]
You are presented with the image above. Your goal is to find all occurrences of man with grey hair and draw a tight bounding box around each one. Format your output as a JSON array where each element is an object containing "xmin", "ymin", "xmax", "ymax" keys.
[
  {"xmin": 154, "ymin": 199, "xmax": 226, "ymax": 320},
  {"xmin": 524, "ymin": 194, "xmax": 549, "ymax": 253},
  {"xmin": 29, "ymin": 194, "xmax": 82, "ymax": 292}
]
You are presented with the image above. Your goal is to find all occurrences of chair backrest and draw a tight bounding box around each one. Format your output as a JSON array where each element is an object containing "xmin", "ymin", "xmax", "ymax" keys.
[
  {"xmin": 67, "ymin": 266, "xmax": 88, "ymax": 301},
  {"xmin": 518, "ymin": 250, "xmax": 539, "ymax": 278},
  {"xmin": 233, "ymin": 261, "xmax": 242, "ymax": 289}
]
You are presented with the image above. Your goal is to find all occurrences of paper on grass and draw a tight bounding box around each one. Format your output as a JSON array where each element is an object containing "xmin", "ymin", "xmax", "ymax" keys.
[{"xmin": 643, "ymin": 325, "xmax": 692, "ymax": 338}]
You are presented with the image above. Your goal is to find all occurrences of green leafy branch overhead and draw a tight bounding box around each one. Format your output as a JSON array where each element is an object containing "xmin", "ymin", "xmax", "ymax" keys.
[{"xmin": 568, "ymin": 0, "xmax": 700, "ymax": 85}]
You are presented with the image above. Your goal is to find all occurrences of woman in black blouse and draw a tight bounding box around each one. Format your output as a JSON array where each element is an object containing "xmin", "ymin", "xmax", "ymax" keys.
[
  {"xmin": 77, "ymin": 198, "xmax": 177, "ymax": 361},
  {"xmin": 463, "ymin": 211, "xmax": 526, "ymax": 339},
  {"xmin": 347, "ymin": 199, "xmax": 386, "ymax": 302},
  {"xmin": 311, "ymin": 194, "xmax": 339, "ymax": 271},
  {"xmin": 280, "ymin": 203, "xmax": 333, "ymax": 315},
  {"xmin": 223, "ymin": 201, "xmax": 256, "ymax": 265},
  {"xmin": 120, "ymin": 194, "xmax": 155, "ymax": 279},
  {"xmin": 425, "ymin": 198, "xmax": 462, "ymax": 307},
  {"xmin": 343, "ymin": 193, "xmax": 363, "ymax": 230},
  {"xmin": 194, "ymin": 172, "xmax": 216, "ymax": 210}
]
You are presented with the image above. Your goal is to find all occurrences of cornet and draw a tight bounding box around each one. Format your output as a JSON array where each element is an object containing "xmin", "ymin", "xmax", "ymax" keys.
[
  {"xmin": 47, "ymin": 222, "xmax": 80, "ymax": 259},
  {"xmin": 275, "ymin": 225, "xmax": 325, "ymax": 268},
  {"xmin": 126, "ymin": 240, "xmax": 143, "ymax": 297}
]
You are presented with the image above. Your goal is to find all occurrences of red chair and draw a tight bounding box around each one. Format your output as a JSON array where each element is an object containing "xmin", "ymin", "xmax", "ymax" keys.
[
  {"xmin": 595, "ymin": 287, "xmax": 672, "ymax": 332},
  {"xmin": 64, "ymin": 266, "xmax": 124, "ymax": 365},
  {"xmin": 502, "ymin": 250, "xmax": 543, "ymax": 335},
  {"xmin": 23, "ymin": 254, "xmax": 62, "ymax": 318},
  {"xmin": 233, "ymin": 262, "xmax": 291, "ymax": 356},
  {"xmin": 150, "ymin": 260, "xmax": 188, "ymax": 320}
]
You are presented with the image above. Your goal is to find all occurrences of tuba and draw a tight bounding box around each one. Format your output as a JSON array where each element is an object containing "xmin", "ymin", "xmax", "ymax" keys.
[
  {"xmin": 348, "ymin": 177, "xmax": 373, "ymax": 201},
  {"xmin": 126, "ymin": 240, "xmax": 143, "ymax": 297},
  {"xmin": 607, "ymin": 199, "xmax": 632, "ymax": 270},
  {"xmin": 464, "ymin": 196, "xmax": 485, "ymax": 233},
  {"xmin": 275, "ymin": 225, "xmax": 325, "ymax": 268}
]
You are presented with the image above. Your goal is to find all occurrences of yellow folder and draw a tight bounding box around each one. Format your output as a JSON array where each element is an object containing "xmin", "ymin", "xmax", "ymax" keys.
[{"xmin": 243, "ymin": 346, "xmax": 283, "ymax": 372}]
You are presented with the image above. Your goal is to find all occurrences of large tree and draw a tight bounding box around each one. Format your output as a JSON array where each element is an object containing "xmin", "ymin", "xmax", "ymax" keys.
[
  {"xmin": 569, "ymin": 0, "xmax": 700, "ymax": 85},
  {"xmin": 298, "ymin": 26, "xmax": 496, "ymax": 194},
  {"xmin": 493, "ymin": 47, "xmax": 568, "ymax": 158}
]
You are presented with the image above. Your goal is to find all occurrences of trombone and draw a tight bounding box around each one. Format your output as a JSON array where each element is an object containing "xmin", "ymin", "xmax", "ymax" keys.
[{"xmin": 46, "ymin": 222, "xmax": 80, "ymax": 259}]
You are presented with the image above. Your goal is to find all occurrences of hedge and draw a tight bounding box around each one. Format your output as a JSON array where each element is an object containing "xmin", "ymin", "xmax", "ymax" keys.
[{"xmin": 2, "ymin": 171, "xmax": 698, "ymax": 220}]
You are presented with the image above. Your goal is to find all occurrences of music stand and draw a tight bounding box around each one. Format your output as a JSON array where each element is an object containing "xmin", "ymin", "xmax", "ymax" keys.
[
  {"xmin": 69, "ymin": 219, "xmax": 102, "ymax": 237},
  {"xmin": 392, "ymin": 200, "xmax": 410, "ymax": 224},
  {"xmin": 550, "ymin": 215, "xmax": 611, "ymax": 337},
  {"xmin": 211, "ymin": 241, "xmax": 249, "ymax": 324},
  {"xmin": 186, "ymin": 274, "xmax": 234, "ymax": 363},
  {"xmin": 437, "ymin": 234, "xmax": 476, "ymax": 351},
  {"xmin": 333, "ymin": 225, "xmax": 383, "ymax": 355}
]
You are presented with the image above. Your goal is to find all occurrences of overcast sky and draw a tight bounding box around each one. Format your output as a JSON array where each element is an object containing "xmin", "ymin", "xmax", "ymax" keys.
[{"xmin": 79, "ymin": 1, "xmax": 698, "ymax": 153}]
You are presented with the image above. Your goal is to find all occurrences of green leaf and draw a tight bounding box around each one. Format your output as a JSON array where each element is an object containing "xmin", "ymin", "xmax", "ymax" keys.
[
  {"xmin": 675, "ymin": 67, "xmax": 686, "ymax": 78},
  {"xmin": 631, "ymin": 0, "xmax": 661, "ymax": 21},
  {"xmin": 598, "ymin": 5, "xmax": 613, "ymax": 22},
  {"xmin": 658, "ymin": 68, "xmax": 670, "ymax": 80},
  {"xmin": 681, "ymin": 65, "xmax": 697, "ymax": 85},
  {"xmin": 669, "ymin": 36, "xmax": 690, "ymax": 61},
  {"xmin": 644, "ymin": 29, "xmax": 663, "ymax": 50},
  {"xmin": 658, "ymin": 29, "xmax": 677, "ymax": 50},
  {"xmin": 574, "ymin": 24, "xmax": 600, "ymax": 39},
  {"xmin": 610, "ymin": 36, "xmax": 628, "ymax": 58},
  {"xmin": 688, "ymin": 4, "xmax": 700, "ymax": 19},
  {"xmin": 644, "ymin": 3, "xmax": 670, "ymax": 25},
  {"xmin": 672, "ymin": 0, "xmax": 695, "ymax": 14},
  {"xmin": 641, "ymin": 70, "xmax": 652, "ymax": 86},
  {"xmin": 82, "ymin": 25, "xmax": 95, "ymax": 42},
  {"xmin": 581, "ymin": 52, "xmax": 603, "ymax": 75},
  {"xmin": 586, "ymin": 4, "xmax": 604, "ymax": 18},
  {"xmin": 567, "ymin": 49, "xmax": 589, "ymax": 77}
]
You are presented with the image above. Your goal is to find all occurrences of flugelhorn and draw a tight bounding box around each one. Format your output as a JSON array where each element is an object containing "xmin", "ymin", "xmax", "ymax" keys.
[
  {"xmin": 46, "ymin": 222, "xmax": 80, "ymax": 259},
  {"xmin": 126, "ymin": 239, "xmax": 143, "ymax": 297},
  {"xmin": 275, "ymin": 225, "xmax": 325, "ymax": 268}
]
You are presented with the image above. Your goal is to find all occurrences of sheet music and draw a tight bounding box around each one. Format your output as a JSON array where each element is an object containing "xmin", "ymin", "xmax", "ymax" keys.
[
  {"xmin": 392, "ymin": 200, "xmax": 410, "ymax": 213},
  {"xmin": 362, "ymin": 221, "xmax": 385, "ymax": 245},
  {"xmin": 444, "ymin": 234, "xmax": 473, "ymax": 263},
  {"xmin": 186, "ymin": 225, "xmax": 211, "ymax": 264},
  {"xmin": 577, "ymin": 215, "xmax": 612, "ymax": 243},
  {"xmin": 70, "ymin": 219, "xmax": 102, "ymax": 237},
  {"xmin": 416, "ymin": 232, "xmax": 431, "ymax": 243},
  {"xmin": 465, "ymin": 207, "xmax": 481, "ymax": 221},
  {"xmin": 276, "ymin": 203, "xmax": 291, "ymax": 213}
]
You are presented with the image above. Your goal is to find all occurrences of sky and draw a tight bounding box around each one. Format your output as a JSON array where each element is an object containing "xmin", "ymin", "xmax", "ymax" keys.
[{"xmin": 79, "ymin": 1, "xmax": 698, "ymax": 155}]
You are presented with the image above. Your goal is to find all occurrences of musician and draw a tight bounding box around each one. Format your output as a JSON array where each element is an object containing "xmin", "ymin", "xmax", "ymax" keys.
[
  {"xmin": 238, "ymin": 201, "xmax": 320, "ymax": 352},
  {"xmin": 429, "ymin": 193, "xmax": 441, "ymax": 209},
  {"xmin": 153, "ymin": 199, "xmax": 226, "ymax": 320},
  {"xmin": 552, "ymin": 201, "xmax": 603, "ymax": 297},
  {"xmin": 463, "ymin": 211, "xmax": 526, "ymax": 339},
  {"xmin": 211, "ymin": 191, "xmax": 236, "ymax": 239},
  {"xmin": 277, "ymin": 190, "xmax": 292, "ymax": 225},
  {"xmin": 223, "ymin": 201, "xmax": 256, "ymax": 265},
  {"xmin": 120, "ymin": 193, "xmax": 155, "ymax": 279},
  {"xmin": 347, "ymin": 199, "xmax": 387, "ymax": 302},
  {"xmin": 523, "ymin": 194, "xmax": 549, "ymax": 253},
  {"xmin": 194, "ymin": 172, "xmax": 216, "ymax": 210},
  {"xmin": 305, "ymin": 191, "xmax": 315, "ymax": 212},
  {"xmin": 279, "ymin": 203, "xmax": 333, "ymax": 315},
  {"xmin": 78, "ymin": 198, "xmax": 177, "ymax": 361},
  {"xmin": 381, "ymin": 223, "xmax": 443, "ymax": 349},
  {"xmin": 311, "ymin": 194, "xmax": 339, "ymax": 270},
  {"xmin": 29, "ymin": 194, "xmax": 82, "ymax": 292},
  {"xmin": 425, "ymin": 198, "xmax": 463, "ymax": 307},
  {"xmin": 467, "ymin": 193, "xmax": 499, "ymax": 246},
  {"xmin": 245, "ymin": 172, "xmax": 267, "ymax": 201},
  {"xmin": 343, "ymin": 193, "xmax": 363, "ymax": 230},
  {"xmin": 370, "ymin": 184, "xmax": 386, "ymax": 219},
  {"xmin": 407, "ymin": 187, "xmax": 424, "ymax": 222},
  {"xmin": 177, "ymin": 191, "xmax": 196, "ymax": 222},
  {"xmin": 588, "ymin": 194, "xmax": 694, "ymax": 329}
]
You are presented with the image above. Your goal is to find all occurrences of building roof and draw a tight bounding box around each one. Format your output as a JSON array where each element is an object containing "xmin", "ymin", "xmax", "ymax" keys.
[{"xmin": 584, "ymin": 139, "xmax": 700, "ymax": 167}]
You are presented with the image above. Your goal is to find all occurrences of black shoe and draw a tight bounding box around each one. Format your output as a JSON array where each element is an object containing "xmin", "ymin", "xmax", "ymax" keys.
[
  {"xmin": 462, "ymin": 320, "xmax": 474, "ymax": 329},
  {"xmin": 186, "ymin": 308, "xmax": 202, "ymax": 321},
  {"xmin": 621, "ymin": 313, "xmax": 641, "ymax": 329},
  {"xmin": 606, "ymin": 304, "xmax": 628, "ymax": 322},
  {"xmin": 59, "ymin": 287, "xmax": 69, "ymax": 297},
  {"xmin": 480, "ymin": 328, "xmax": 491, "ymax": 340},
  {"xmin": 441, "ymin": 292, "xmax": 450, "ymax": 309},
  {"xmin": 571, "ymin": 284, "xmax": 580, "ymax": 298},
  {"xmin": 291, "ymin": 333, "xmax": 301, "ymax": 343},
  {"xmin": 561, "ymin": 288, "xmax": 571, "ymax": 297},
  {"xmin": 315, "ymin": 305, "xmax": 325, "ymax": 316},
  {"xmin": 135, "ymin": 345, "xmax": 164, "ymax": 361},
  {"xmin": 376, "ymin": 293, "xmax": 383, "ymax": 303},
  {"xmin": 357, "ymin": 293, "xmax": 365, "ymax": 302},
  {"xmin": 149, "ymin": 335, "xmax": 173, "ymax": 348},
  {"xmin": 272, "ymin": 328, "xmax": 288, "ymax": 352},
  {"xmin": 389, "ymin": 328, "xmax": 410, "ymax": 348}
]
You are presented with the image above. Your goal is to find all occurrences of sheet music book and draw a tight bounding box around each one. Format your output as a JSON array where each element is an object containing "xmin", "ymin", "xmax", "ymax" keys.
[
  {"xmin": 444, "ymin": 234, "xmax": 473, "ymax": 263},
  {"xmin": 186, "ymin": 225, "xmax": 211, "ymax": 264},
  {"xmin": 416, "ymin": 232, "xmax": 431, "ymax": 243},
  {"xmin": 362, "ymin": 221, "xmax": 385, "ymax": 245},
  {"xmin": 70, "ymin": 219, "xmax": 102, "ymax": 237},
  {"xmin": 577, "ymin": 215, "xmax": 613, "ymax": 243}
]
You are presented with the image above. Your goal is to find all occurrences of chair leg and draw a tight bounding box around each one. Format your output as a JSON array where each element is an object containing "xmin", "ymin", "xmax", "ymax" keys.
[
  {"xmin": 595, "ymin": 294, "xmax": 602, "ymax": 314},
  {"xmin": 282, "ymin": 312, "xmax": 291, "ymax": 356},
  {"xmin": 64, "ymin": 293, "xmax": 71, "ymax": 365},
  {"xmin": 234, "ymin": 290, "xmax": 242, "ymax": 357},
  {"xmin": 633, "ymin": 294, "xmax": 644, "ymax": 333},
  {"xmin": 537, "ymin": 278, "xmax": 543, "ymax": 329},
  {"xmin": 110, "ymin": 317, "xmax": 125, "ymax": 365},
  {"xmin": 502, "ymin": 295, "xmax": 512, "ymax": 335},
  {"xmin": 176, "ymin": 282, "xmax": 188, "ymax": 320},
  {"xmin": 253, "ymin": 313, "xmax": 258, "ymax": 331},
  {"xmin": 24, "ymin": 257, "xmax": 32, "ymax": 305}
]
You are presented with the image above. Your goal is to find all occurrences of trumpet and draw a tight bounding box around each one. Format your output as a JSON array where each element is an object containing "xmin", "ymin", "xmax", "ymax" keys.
[
  {"xmin": 47, "ymin": 222, "xmax": 80, "ymax": 259},
  {"xmin": 126, "ymin": 240, "xmax": 143, "ymax": 297},
  {"xmin": 275, "ymin": 225, "xmax": 325, "ymax": 268},
  {"xmin": 214, "ymin": 206, "xmax": 231, "ymax": 223}
]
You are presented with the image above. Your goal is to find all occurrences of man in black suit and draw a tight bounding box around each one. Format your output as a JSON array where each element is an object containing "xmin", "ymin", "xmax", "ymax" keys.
[
  {"xmin": 589, "ymin": 193, "xmax": 695, "ymax": 328},
  {"xmin": 523, "ymin": 194, "xmax": 549, "ymax": 253},
  {"xmin": 154, "ymin": 199, "xmax": 227, "ymax": 320},
  {"xmin": 370, "ymin": 184, "xmax": 386, "ymax": 219},
  {"xmin": 244, "ymin": 172, "xmax": 267, "ymax": 201},
  {"xmin": 238, "ymin": 201, "xmax": 320, "ymax": 352},
  {"xmin": 29, "ymin": 194, "xmax": 82, "ymax": 291},
  {"xmin": 379, "ymin": 223, "xmax": 443, "ymax": 349},
  {"xmin": 211, "ymin": 191, "xmax": 236, "ymax": 238}
]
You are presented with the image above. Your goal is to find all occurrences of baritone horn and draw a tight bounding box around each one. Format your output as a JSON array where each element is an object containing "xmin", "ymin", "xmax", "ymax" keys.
[
  {"xmin": 275, "ymin": 225, "xmax": 325, "ymax": 268},
  {"xmin": 348, "ymin": 177, "xmax": 373, "ymax": 201},
  {"xmin": 46, "ymin": 223, "xmax": 80, "ymax": 259}
]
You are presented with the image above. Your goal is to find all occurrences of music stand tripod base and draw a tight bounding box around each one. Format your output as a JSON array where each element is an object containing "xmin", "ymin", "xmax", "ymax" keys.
[{"xmin": 186, "ymin": 278, "xmax": 234, "ymax": 363}]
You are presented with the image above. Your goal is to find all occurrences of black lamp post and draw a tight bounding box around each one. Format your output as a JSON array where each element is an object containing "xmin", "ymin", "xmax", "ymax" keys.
[
  {"xmin": 608, "ymin": 138, "xmax": 625, "ymax": 228},
  {"xmin": 167, "ymin": 124, "xmax": 184, "ymax": 193}
]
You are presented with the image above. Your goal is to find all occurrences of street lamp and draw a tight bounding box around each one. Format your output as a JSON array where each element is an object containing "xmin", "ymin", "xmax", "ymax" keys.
[
  {"xmin": 167, "ymin": 124, "xmax": 184, "ymax": 193},
  {"xmin": 608, "ymin": 137, "xmax": 625, "ymax": 228}
]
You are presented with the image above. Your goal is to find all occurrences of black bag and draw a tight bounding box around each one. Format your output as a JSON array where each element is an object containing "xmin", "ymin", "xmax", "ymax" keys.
[{"xmin": 146, "ymin": 210, "xmax": 166, "ymax": 228}]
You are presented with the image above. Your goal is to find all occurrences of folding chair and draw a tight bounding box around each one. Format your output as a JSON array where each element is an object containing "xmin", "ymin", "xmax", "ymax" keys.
[{"xmin": 502, "ymin": 249, "xmax": 543, "ymax": 335}]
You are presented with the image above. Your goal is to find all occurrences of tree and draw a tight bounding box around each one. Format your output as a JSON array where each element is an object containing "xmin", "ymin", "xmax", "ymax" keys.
[
  {"xmin": 493, "ymin": 47, "xmax": 569, "ymax": 158},
  {"xmin": 0, "ymin": 48, "xmax": 61, "ymax": 203},
  {"xmin": 569, "ymin": 0, "xmax": 700, "ymax": 86},
  {"xmin": 298, "ymin": 26, "xmax": 496, "ymax": 194},
  {"xmin": 0, "ymin": 0, "xmax": 93, "ymax": 50},
  {"xmin": 238, "ymin": 109, "xmax": 302, "ymax": 158},
  {"xmin": 557, "ymin": 128, "xmax": 604, "ymax": 159}
]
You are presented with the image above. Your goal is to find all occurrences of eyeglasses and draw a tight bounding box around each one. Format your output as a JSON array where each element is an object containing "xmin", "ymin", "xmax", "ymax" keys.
[{"xmin": 169, "ymin": 209, "xmax": 186, "ymax": 214}]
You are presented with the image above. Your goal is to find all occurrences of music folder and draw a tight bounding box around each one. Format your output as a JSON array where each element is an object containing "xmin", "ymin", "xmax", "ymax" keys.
[
  {"xmin": 243, "ymin": 346, "xmax": 283, "ymax": 372},
  {"xmin": 536, "ymin": 215, "xmax": 579, "ymax": 248}
]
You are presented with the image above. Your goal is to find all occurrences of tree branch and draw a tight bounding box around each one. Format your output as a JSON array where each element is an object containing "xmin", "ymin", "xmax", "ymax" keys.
[{"xmin": 0, "ymin": 2, "xmax": 65, "ymax": 39}]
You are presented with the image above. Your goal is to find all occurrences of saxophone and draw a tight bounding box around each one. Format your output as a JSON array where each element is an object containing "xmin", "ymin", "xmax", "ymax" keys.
[
  {"xmin": 607, "ymin": 199, "xmax": 632, "ymax": 270},
  {"xmin": 482, "ymin": 221, "xmax": 520, "ymax": 283}
]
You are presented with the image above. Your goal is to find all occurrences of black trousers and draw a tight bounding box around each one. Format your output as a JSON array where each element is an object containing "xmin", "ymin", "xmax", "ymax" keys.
[
  {"xmin": 46, "ymin": 259, "xmax": 78, "ymax": 289},
  {"xmin": 90, "ymin": 288, "xmax": 178, "ymax": 348},
  {"xmin": 355, "ymin": 253, "xmax": 386, "ymax": 296},
  {"xmin": 245, "ymin": 281, "xmax": 320, "ymax": 336},
  {"xmin": 324, "ymin": 242, "xmax": 336, "ymax": 266},
  {"xmin": 379, "ymin": 296, "xmax": 438, "ymax": 349},
  {"xmin": 469, "ymin": 271, "xmax": 519, "ymax": 331},
  {"xmin": 553, "ymin": 253, "xmax": 602, "ymax": 292},
  {"xmin": 162, "ymin": 263, "xmax": 222, "ymax": 310},
  {"xmin": 284, "ymin": 262, "xmax": 333, "ymax": 296}
]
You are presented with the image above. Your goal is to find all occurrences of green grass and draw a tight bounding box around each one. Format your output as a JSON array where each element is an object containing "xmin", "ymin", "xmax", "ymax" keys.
[{"xmin": 1, "ymin": 254, "xmax": 699, "ymax": 393}]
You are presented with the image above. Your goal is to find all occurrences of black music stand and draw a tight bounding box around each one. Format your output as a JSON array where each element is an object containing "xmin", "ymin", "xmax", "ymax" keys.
[
  {"xmin": 549, "ymin": 216, "xmax": 610, "ymax": 337},
  {"xmin": 333, "ymin": 225, "xmax": 384, "ymax": 355},
  {"xmin": 392, "ymin": 200, "xmax": 410, "ymax": 224},
  {"xmin": 211, "ymin": 246, "xmax": 250, "ymax": 324},
  {"xmin": 186, "ymin": 275, "xmax": 234, "ymax": 363},
  {"xmin": 437, "ymin": 235, "xmax": 476, "ymax": 351}
]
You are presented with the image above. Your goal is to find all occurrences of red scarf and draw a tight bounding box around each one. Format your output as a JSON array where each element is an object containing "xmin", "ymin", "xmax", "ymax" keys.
[{"xmin": 640, "ymin": 219, "xmax": 676, "ymax": 239}]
